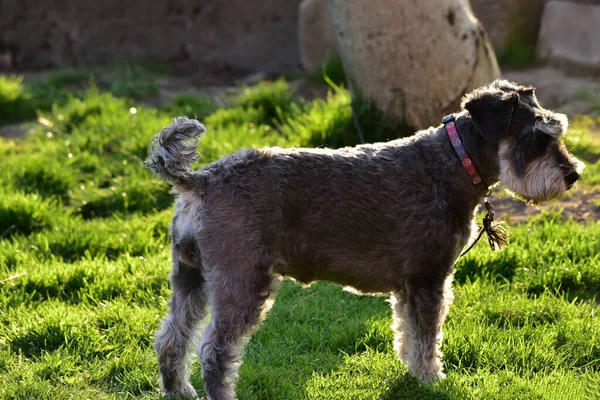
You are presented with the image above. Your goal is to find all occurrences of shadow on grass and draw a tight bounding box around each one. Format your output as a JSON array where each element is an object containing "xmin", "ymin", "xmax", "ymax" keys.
[
  {"xmin": 380, "ymin": 374, "xmax": 453, "ymax": 400},
  {"xmin": 10, "ymin": 323, "xmax": 72, "ymax": 358},
  {"xmin": 525, "ymin": 275, "xmax": 600, "ymax": 303},
  {"xmin": 454, "ymin": 252, "xmax": 519, "ymax": 285},
  {"xmin": 207, "ymin": 281, "xmax": 394, "ymax": 399}
]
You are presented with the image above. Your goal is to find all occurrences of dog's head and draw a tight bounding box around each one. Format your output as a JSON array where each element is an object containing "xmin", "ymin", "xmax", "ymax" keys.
[{"xmin": 462, "ymin": 80, "xmax": 585, "ymax": 203}]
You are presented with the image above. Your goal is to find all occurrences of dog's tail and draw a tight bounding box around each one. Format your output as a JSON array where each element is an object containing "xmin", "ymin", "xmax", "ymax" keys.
[{"xmin": 144, "ymin": 117, "xmax": 206, "ymax": 192}]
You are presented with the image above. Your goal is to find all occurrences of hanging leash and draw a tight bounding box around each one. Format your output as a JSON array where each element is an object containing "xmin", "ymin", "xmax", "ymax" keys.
[
  {"xmin": 442, "ymin": 115, "xmax": 510, "ymax": 257},
  {"xmin": 459, "ymin": 195, "xmax": 509, "ymax": 257}
]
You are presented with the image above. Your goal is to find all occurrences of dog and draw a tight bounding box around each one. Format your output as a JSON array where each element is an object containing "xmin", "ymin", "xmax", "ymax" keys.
[{"xmin": 145, "ymin": 80, "xmax": 584, "ymax": 399}]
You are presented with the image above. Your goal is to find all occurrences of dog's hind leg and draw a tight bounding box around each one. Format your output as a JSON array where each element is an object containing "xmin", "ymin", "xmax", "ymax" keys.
[
  {"xmin": 392, "ymin": 274, "xmax": 453, "ymax": 383},
  {"xmin": 154, "ymin": 244, "xmax": 207, "ymax": 399},
  {"xmin": 198, "ymin": 266, "xmax": 279, "ymax": 400}
]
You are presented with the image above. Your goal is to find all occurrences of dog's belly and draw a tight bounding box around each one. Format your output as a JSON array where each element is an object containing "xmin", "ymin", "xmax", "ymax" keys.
[
  {"xmin": 273, "ymin": 258, "xmax": 403, "ymax": 293},
  {"xmin": 272, "ymin": 222, "xmax": 467, "ymax": 294}
]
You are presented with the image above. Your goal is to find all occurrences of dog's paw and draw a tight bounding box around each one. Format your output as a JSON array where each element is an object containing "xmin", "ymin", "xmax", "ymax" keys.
[
  {"xmin": 417, "ymin": 369, "xmax": 446, "ymax": 384},
  {"xmin": 163, "ymin": 383, "xmax": 199, "ymax": 399}
]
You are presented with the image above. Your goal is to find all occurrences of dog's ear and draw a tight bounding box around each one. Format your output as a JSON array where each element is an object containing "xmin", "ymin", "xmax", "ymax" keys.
[
  {"xmin": 520, "ymin": 86, "xmax": 535, "ymax": 96},
  {"xmin": 463, "ymin": 90, "xmax": 518, "ymax": 144}
]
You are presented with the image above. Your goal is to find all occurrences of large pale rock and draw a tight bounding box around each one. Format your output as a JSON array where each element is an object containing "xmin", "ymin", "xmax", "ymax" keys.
[
  {"xmin": 326, "ymin": 0, "xmax": 500, "ymax": 129},
  {"xmin": 0, "ymin": 0, "xmax": 303, "ymax": 73},
  {"xmin": 298, "ymin": 0, "xmax": 337, "ymax": 71},
  {"xmin": 537, "ymin": 1, "xmax": 600, "ymax": 71}
]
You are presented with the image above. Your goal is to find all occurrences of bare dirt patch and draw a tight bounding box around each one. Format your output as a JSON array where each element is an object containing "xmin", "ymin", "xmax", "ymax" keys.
[{"xmin": 490, "ymin": 188, "xmax": 600, "ymax": 225}]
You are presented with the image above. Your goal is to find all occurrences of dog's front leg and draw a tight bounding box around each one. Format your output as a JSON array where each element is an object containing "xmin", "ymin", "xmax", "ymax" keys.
[{"xmin": 391, "ymin": 274, "xmax": 453, "ymax": 382}]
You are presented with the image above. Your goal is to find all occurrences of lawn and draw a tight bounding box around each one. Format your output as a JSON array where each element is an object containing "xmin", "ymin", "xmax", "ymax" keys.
[{"xmin": 0, "ymin": 69, "xmax": 599, "ymax": 400}]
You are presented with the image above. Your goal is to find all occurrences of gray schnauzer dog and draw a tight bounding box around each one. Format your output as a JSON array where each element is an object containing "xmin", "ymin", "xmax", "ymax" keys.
[{"xmin": 145, "ymin": 80, "xmax": 584, "ymax": 399}]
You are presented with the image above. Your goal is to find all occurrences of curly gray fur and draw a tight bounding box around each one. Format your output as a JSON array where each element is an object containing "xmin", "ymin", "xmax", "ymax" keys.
[
  {"xmin": 144, "ymin": 118, "xmax": 206, "ymax": 187},
  {"xmin": 149, "ymin": 81, "xmax": 584, "ymax": 399}
]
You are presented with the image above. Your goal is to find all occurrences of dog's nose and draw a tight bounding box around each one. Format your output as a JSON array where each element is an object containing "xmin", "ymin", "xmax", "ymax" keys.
[{"xmin": 565, "ymin": 171, "xmax": 580, "ymax": 186}]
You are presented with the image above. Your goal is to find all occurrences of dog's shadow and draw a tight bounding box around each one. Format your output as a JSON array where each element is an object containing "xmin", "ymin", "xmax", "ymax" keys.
[
  {"xmin": 262, "ymin": 281, "xmax": 459, "ymax": 399},
  {"xmin": 188, "ymin": 281, "xmax": 459, "ymax": 399},
  {"xmin": 379, "ymin": 374, "xmax": 453, "ymax": 400}
]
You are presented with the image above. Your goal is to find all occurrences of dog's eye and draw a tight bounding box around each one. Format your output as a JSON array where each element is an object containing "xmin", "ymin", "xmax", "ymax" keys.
[
  {"xmin": 517, "ymin": 130, "xmax": 551, "ymax": 168},
  {"xmin": 532, "ymin": 132, "xmax": 551, "ymax": 153}
]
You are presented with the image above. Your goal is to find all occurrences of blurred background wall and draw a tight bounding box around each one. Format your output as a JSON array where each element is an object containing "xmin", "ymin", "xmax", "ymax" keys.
[
  {"xmin": 1, "ymin": 0, "xmax": 599, "ymax": 76},
  {"xmin": 0, "ymin": 0, "xmax": 303, "ymax": 74}
]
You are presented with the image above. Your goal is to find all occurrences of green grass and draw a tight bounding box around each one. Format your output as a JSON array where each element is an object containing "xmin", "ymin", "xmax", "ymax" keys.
[
  {"xmin": 309, "ymin": 56, "xmax": 348, "ymax": 87},
  {"xmin": 0, "ymin": 62, "xmax": 168, "ymax": 127},
  {"xmin": 0, "ymin": 74, "xmax": 599, "ymax": 399}
]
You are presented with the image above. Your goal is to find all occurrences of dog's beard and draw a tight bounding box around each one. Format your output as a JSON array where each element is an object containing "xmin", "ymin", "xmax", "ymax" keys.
[{"xmin": 498, "ymin": 144, "xmax": 569, "ymax": 204}]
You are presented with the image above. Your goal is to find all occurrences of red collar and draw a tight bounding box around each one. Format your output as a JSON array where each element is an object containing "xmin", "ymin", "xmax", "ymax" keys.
[{"xmin": 442, "ymin": 115, "xmax": 486, "ymax": 188}]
